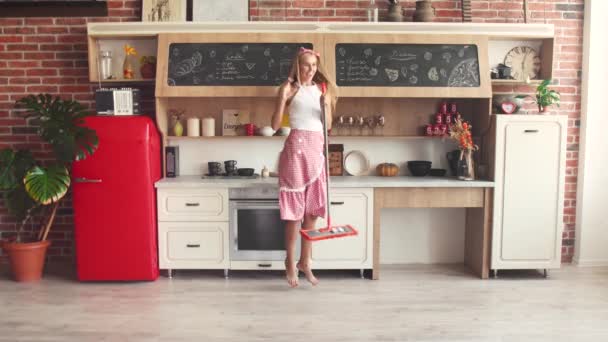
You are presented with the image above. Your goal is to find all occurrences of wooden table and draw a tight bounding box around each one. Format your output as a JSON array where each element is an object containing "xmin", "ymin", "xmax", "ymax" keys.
[{"xmin": 372, "ymin": 187, "xmax": 493, "ymax": 279}]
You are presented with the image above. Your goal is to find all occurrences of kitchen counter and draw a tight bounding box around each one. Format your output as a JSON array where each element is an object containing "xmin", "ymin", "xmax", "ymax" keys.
[{"xmin": 155, "ymin": 175, "xmax": 494, "ymax": 189}]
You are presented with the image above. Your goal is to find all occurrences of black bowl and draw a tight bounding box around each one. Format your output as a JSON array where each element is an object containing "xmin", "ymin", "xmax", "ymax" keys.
[
  {"xmin": 237, "ymin": 168, "xmax": 255, "ymax": 176},
  {"xmin": 429, "ymin": 168, "xmax": 447, "ymax": 177},
  {"xmin": 407, "ymin": 161, "xmax": 432, "ymax": 177}
]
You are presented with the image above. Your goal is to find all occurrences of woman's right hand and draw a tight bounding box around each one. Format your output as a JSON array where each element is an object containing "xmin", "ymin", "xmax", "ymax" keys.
[{"xmin": 279, "ymin": 79, "xmax": 299, "ymax": 101}]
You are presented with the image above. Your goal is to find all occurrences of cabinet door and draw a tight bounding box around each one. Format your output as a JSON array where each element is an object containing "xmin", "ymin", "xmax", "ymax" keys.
[
  {"xmin": 157, "ymin": 189, "xmax": 228, "ymax": 221},
  {"xmin": 159, "ymin": 222, "xmax": 229, "ymax": 269},
  {"xmin": 500, "ymin": 122, "xmax": 562, "ymax": 262},
  {"xmin": 312, "ymin": 189, "xmax": 373, "ymax": 268}
]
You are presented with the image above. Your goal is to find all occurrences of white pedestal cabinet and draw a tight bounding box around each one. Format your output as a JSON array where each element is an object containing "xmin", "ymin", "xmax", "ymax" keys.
[{"xmin": 491, "ymin": 115, "xmax": 567, "ymax": 273}]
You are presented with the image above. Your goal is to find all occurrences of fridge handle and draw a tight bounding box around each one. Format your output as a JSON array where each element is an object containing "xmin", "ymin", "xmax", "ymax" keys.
[{"xmin": 74, "ymin": 177, "xmax": 102, "ymax": 183}]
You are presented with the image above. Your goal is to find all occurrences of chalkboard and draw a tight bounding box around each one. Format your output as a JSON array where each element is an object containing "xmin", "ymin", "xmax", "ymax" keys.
[
  {"xmin": 167, "ymin": 43, "xmax": 313, "ymax": 86},
  {"xmin": 335, "ymin": 43, "xmax": 480, "ymax": 87}
]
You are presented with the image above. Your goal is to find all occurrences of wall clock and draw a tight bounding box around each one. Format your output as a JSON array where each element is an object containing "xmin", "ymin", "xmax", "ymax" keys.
[{"xmin": 503, "ymin": 46, "xmax": 541, "ymax": 81}]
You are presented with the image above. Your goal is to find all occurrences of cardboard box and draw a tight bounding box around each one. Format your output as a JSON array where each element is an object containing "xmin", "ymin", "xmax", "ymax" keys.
[{"xmin": 222, "ymin": 109, "xmax": 250, "ymax": 136}]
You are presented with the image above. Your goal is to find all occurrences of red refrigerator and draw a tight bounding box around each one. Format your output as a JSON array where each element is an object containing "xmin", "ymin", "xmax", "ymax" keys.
[{"xmin": 72, "ymin": 116, "xmax": 160, "ymax": 281}]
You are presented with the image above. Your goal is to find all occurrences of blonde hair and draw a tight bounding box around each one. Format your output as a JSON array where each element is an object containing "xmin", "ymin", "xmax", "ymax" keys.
[{"xmin": 287, "ymin": 49, "xmax": 338, "ymax": 114}]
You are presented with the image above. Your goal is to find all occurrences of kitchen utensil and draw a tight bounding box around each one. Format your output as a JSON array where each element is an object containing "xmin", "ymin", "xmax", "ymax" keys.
[
  {"xmin": 259, "ymin": 126, "xmax": 275, "ymax": 136},
  {"xmin": 429, "ymin": 168, "xmax": 447, "ymax": 177},
  {"xmin": 344, "ymin": 150, "xmax": 370, "ymax": 176},
  {"xmin": 301, "ymin": 83, "xmax": 358, "ymax": 242},
  {"xmin": 237, "ymin": 168, "xmax": 254, "ymax": 176},
  {"xmin": 407, "ymin": 160, "xmax": 432, "ymax": 177}
]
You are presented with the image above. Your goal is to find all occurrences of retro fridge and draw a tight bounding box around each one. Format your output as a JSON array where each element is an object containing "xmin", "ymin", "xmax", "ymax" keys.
[{"xmin": 72, "ymin": 116, "xmax": 161, "ymax": 281}]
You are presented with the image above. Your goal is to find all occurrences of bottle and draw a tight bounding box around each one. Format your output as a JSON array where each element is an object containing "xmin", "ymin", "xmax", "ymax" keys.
[
  {"xmin": 99, "ymin": 51, "xmax": 113, "ymax": 80},
  {"xmin": 261, "ymin": 165, "xmax": 269, "ymax": 178}
]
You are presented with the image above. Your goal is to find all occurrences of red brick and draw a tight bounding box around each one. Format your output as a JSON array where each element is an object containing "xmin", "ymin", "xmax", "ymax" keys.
[
  {"xmin": 8, "ymin": 61, "xmax": 39, "ymax": 68},
  {"xmin": 26, "ymin": 69, "xmax": 58, "ymax": 77},
  {"xmin": 26, "ymin": 86, "xmax": 59, "ymax": 93},
  {"xmin": 41, "ymin": 44, "xmax": 74, "ymax": 52},
  {"xmin": 3, "ymin": 27, "xmax": 36, "ymax": 35},
  {"xmin": 37, "ymin": 27, "xmax": 69, "ymax": 34},
  {"xmin": 59, "ymin": 85, "xmax": 91, "ymax": 93},
  {"xmin": 25, "ymin": 36, "xmax": 57, "ymax": 43},
  {"xmin": 25, "ymin": 18, "xmax": 53, "ymax": 25},
  {"xmin": 6, "ymin": 44, "xmax": 38, "ymax": 52},
  {"xmin": 0, "ymin": 36, "xmax": 23, "ymax": 43},
  {"xmin": 42, "ymin": 61, "xmax": 74, "ymax": 68},
  {"xmin": 9, "ymin": 78, "xmax": 41, "ymax": 85},
  {"xmin": 0, "ymin": 69, "xmax": 25, "ymax": 77},
  {"xmin": 293, "ymin": 0, "xmax": 324, "ymax": 8},
  {"xmin": 0, "ymin": 19, "xmax": 23, "ymax": 26},
  {"xmin": 326, "ymin": 1, "xmax": 359, "ymax": 8},
  {"xmin": 24, "ymin": 52, "xmax": 55, "ymax": 60}
]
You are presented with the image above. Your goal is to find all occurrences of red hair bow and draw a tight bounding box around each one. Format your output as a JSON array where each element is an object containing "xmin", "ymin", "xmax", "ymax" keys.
[{"xmin": 299, "ymin": 47, "xmax": 320, "ymax": 57}]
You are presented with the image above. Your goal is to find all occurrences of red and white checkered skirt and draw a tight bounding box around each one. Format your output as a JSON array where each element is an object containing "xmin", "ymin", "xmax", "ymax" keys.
[{"xmin": 278, "ymin": 129, "xmax": 327, "ymax": 221}]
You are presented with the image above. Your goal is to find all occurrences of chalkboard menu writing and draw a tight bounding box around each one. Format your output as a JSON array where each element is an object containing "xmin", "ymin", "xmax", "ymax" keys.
[
  {"xmin": 335, "ymin": 43, "xmax": 480, "ymax": 87},
  {"xmin": 167, "ymin": 43, "xmax": 313, "ymax": 86}
]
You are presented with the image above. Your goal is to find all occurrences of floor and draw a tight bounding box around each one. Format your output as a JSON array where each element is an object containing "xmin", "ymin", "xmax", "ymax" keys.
[{"xmin": 1, "ymin": 264, "xmax": 607, "ymax": 342}]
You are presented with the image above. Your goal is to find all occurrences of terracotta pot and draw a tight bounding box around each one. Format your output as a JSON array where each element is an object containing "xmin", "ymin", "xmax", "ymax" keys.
[
  {"xmin": 140, "ymin": 63, "xmax": 156, "ymax": 79},
  {"xmin": 387, "ymin": 4, "xmax": 403, "ymax": 22},
  {"xmin": 413, "ymin": 0, "xmax": 436, "ymax": 22},
  {"xmin": 1, "ymin": 240, "xmax": 51, "ymax": 282}
]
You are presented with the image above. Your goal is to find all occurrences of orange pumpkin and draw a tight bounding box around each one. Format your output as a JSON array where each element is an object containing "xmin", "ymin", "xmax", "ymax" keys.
[{"xmin": 376, "ymin": 163, "xmax": 399, "ymax": 177}]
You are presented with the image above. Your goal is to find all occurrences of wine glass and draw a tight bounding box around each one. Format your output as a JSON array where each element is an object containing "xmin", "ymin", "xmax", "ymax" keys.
[
  {"xmin": 376, "ymin": 115, "xmax": 385, "ymax": 136},
  {"xmin": 346, "ymin": 116, "xmax": 355, "ymax": 136}
]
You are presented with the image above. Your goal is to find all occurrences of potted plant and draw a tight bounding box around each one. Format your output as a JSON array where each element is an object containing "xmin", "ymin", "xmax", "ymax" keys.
[
  {"xmin": 139, "ymin": 55, "xmax": 157, "ymax": 79},
  {"xmin": 0, "ymin": 94, "xmax": 98, "ymax": 281},
  {"xmin": 516, "ymin": 79, "xmax": 561, "ymax": 113}
]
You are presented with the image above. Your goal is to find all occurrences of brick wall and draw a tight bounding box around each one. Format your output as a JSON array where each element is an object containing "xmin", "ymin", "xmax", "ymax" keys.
[{"xmin": 0, "ymin": 0, "xmax": 583, "ymax": 264}]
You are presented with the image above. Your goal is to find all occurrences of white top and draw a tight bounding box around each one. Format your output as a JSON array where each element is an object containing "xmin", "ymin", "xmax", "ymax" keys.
[{"xmin": 288, "ymin": 84, "xmax": 323, "ymax": 132}]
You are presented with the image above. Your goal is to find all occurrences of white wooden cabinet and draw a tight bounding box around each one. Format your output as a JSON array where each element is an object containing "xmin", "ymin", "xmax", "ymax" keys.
[
  {"xmin": 157, "ymin": 189, "xmax": 228, "ymax": 221},
  {"xmin": 312, "ymin": 188, "xmax": 374, "ymax": 270},
  {"xmin": 491, "ymin": 115, "xmax": 567, "ymax": 271},
  {"xmin": 158, "ymin": 222, "xmax": 229, "ymax": 269},
  {"xmin": 157, "ymin": 188, "xmax": 229, "ymax": 271}
]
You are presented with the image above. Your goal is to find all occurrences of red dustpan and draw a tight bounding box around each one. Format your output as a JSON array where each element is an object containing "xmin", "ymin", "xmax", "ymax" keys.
[{"xmin": 300, "ymin": 83, "xmax": 359, "ymax": 241}]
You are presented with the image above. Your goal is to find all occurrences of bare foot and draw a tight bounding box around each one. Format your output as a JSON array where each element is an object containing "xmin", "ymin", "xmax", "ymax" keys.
[
  {"xmin": 285, "ymin": 260, "xmax": 298, "ymax": 288},
  {"xmin": 296, "ymin": 261, "xmax": 319, "ymax": 286}
]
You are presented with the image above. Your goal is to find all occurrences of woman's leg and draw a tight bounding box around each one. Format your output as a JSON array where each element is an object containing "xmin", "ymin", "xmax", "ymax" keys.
[
  {"xmin": 285, "ymin": 220, "xmax": 300, "ymax": 287},
  {"xmin": 298, "ymin": 214, "xmax": 319, "ymax": 285}
]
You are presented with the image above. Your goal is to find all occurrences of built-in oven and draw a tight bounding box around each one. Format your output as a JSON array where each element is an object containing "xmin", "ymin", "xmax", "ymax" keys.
[{"xmin": 229, "ymin": 188, "xmax": 300, "ymax": 268}]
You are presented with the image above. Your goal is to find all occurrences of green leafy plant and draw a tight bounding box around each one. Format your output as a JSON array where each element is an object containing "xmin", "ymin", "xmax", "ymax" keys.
[
  {"xmin": 0, "ymin": 94, "xmax": 98, "ymax": 242},
  {"xmin": 516, "ymin": 79, "xmax": 561, "ymax": 113},
  {"xmin": 139, "ymin": 55, "xmax": 156, "ymax": 66}
]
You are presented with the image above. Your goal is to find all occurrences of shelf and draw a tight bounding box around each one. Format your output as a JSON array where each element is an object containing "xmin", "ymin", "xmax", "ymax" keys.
[
  {"xmin": 96, "ymin": 79, "xmax": 155, "ymax": 84},
  {"xmin": 491, "ymin": 79, "xmax": 543, "ymax": 85},
  {"xmin": 165, "ymin": 135, "xmax": 450, "ymax": 140}
]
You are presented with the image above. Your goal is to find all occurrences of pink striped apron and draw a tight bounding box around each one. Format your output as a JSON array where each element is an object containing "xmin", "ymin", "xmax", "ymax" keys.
[{"xmin": 278, "ymin": 129, "xmax": 327, "ymax": 221}]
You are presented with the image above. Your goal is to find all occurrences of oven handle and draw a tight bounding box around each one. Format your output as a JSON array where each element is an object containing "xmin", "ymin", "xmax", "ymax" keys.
[{"xmin": 230, "ymin": 200, "xmax": 279, "ymax": 208}]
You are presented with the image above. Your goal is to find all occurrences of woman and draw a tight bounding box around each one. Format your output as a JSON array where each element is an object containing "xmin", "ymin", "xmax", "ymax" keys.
[{"xmin": 271, "ymin": 47, "xmax": 337, "ymax": 288}]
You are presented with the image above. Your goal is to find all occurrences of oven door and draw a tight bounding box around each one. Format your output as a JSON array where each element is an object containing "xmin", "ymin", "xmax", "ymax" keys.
[{"xmin": 229, "ymin": 199, "xmax": 298, "ymax": 261}]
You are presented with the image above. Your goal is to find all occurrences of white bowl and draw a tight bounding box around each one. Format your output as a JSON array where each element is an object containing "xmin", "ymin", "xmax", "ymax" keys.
[
  {"xmin": 343, "ymin": 150, "xmax": 370, "ymax": 176},
  {"xmin": 259, "ymin": 126, "xmax": 275, "ymax": 137},
  {"xmin": 277, "ymin": 127, "xmax": 291, "ymax": 136}
]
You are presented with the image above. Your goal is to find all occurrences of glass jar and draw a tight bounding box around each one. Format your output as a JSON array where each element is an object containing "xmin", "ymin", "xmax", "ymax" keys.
[{"xmin": 99, "ymin": 51, "xmax": 113, "ymax": 80}]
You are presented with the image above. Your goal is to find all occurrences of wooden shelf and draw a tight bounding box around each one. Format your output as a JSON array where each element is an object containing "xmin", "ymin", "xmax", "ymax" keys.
[
  {"xmin": 165, "ymin": 135, "xmax": 450, "ymax": 140},
  {"xmin": 491, "ymin": 79, "xmax": 543, "ymax": 85},
  {"xmin": 96, "ymin": 78, "xmax": 155, "ymax": 84}
]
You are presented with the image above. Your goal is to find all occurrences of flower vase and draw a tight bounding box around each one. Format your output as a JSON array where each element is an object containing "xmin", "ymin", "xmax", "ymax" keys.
[
  {"xmin": 123, "ymin": 55, "xmax": 134, "ymax": 79},
  {"xmin": 173, "ymin": 120, "xmax": 183, "ymax": 137},
  {"xmin": 457, "ymin": 149, "xmax": 475, "ymax": 181}
]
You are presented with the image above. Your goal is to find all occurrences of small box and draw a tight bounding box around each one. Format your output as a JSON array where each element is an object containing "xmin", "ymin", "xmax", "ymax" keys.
[
  {"xmin": 95, "ymin": 88, "xmax": 140, "ymax": 115},
  {"xmin": 328, "ymin": 144, "xmax": 344, "ymax": 176},
  {"xmin": 222, "ymin": 109, "xmax": 250, "ymax": 136},
  {"xmin": 165, "ymin": 146, "xmax": 179, "ymax": 178}
]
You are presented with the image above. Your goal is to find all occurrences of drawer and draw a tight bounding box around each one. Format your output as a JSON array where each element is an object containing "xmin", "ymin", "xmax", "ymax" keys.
[
  {"xmin": 158, "ymin": 189, "xmax": 228, "ymax": 221},
  {"xmin": 159, "ymin": 222, "xmax": 228, "ymax": 269}
]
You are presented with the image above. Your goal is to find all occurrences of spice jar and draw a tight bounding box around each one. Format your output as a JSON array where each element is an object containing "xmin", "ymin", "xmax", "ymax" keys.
[{"xmin": 328, "ymin": 144, "xmax": 344, "ymax": 176}]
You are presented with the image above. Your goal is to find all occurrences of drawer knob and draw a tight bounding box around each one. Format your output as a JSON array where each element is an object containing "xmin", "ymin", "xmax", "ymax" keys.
[
  {"xmin": 185, "ymin": 203, "xmax": 200, "ymax": 207},
  {"xmin": 186, "ymin": 244, "xmax": 200, "ymax": 248}
]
